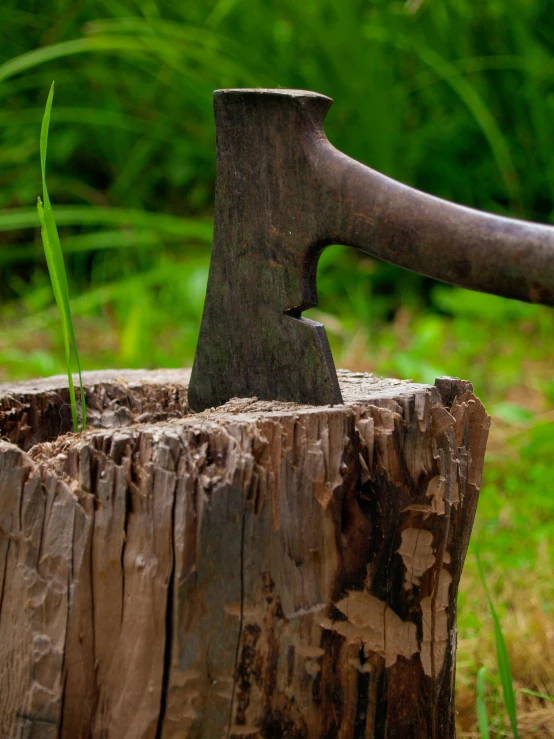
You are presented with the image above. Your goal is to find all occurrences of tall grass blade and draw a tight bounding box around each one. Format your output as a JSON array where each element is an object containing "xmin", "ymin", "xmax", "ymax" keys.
[
  {"xmin": 412, "ymin": 44, "xmax": 521, "ymax": 208},
  {"xmin": 476, "ymin": 666, "xmax": 491, "ymax": 739},
  {"xmin": 0, "ymin": 206, "xmax": 213, "ymax": 237},
  {"xmin": 362, "ymin": 26, "xmax": 521, "ymax": 206},
  {"xmin": 0, "ymin": 37, "xmax": 153, "ymax": 84},
  {"xmin": 476, "ymin": 552, "xmax": 520, "ymax": 738},
  {"xmin": 0, "ymin": 31, "xmax": 257, "ymax": 89},
  {"xmin": 37, "ymin": 197, "xmax": 78, "ymax": 430},
  {"xmin": 520, "ymin": 688, "xmax": 554, "ymax": 704},
  {"xmin": 38, "ymin": 82, "xmax": 86, "ymax": 432},
  {"xmin": 0, "ymin": 39, "xmax": 93, "ymax": 83},
  {"xmin": 0, "ymin": 230, "xmax": 207, "ymax": 266}
]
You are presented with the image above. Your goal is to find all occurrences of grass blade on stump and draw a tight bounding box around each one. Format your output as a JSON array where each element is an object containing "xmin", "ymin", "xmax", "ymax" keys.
[{"xmin": 38, "ymin": 82, "xmax": 86, "ymax": 432}]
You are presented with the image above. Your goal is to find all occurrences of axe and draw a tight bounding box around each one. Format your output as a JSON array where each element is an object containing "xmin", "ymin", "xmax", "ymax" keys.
[{"xmin": 189, "ymin": 88, "xmax": 554, "ymax": 412}]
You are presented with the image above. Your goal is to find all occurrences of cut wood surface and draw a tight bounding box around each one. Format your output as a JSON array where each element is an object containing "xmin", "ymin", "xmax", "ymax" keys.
[
  {"xmin": 0, "ymin": 368, "xmax": 191, "ymax": 451},
  {"xmin": 0, "ymin": 369, "xmax": 490, "ymax": 738}
]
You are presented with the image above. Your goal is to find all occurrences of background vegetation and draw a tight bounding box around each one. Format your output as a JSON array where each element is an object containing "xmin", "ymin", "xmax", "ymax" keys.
[{"xmin": 1, "ymin": 1, "xmax": 553, "ymax": 734}]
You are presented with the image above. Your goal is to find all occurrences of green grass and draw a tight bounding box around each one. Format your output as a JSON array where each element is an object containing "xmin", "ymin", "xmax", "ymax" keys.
[
  {"xmin": 37, "ymin": 83, "xmax": 85, "ymax": 432},
  {"xmin": 477, "ymin": 666, "xmax": 491, "ymax": 739},
  {"xmin": 477, "ymin": 552, "xmax": 520, "ymax": 738},
  {"xmin": 474, "ymin": 552, "xmax": 554, "ymax": 737},
  {"xmin": 521, "ymin": 690, "xmax": 554, "ymax": 705}
]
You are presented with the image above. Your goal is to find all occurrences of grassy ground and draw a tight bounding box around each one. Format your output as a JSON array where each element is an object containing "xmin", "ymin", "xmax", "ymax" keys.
[{"xmin": 1, "ymin": 1, "xmax": 554, "ymax": 734}]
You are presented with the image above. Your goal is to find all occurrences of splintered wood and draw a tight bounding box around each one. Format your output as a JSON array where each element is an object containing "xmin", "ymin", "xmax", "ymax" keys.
[{"xmin": 0, "ymin": 369, "xmax": 490, "ymax": 738}]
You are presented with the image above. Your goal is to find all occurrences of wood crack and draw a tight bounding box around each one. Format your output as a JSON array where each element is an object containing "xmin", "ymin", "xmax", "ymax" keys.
[
  {"xmin": 0, "ymin": 538, "xmax": 10, "ymax": 626},
  {"xmin": 227, "ymin": 492, "xmax": 248, "ymax": 738},
  {"xmin": 154, "ymin": 468, "xmax": 177, "ymax": 739}
]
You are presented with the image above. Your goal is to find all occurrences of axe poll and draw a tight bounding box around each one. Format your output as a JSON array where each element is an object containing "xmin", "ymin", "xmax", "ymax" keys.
[{"xmin": 188, "ymin": 88, "xmax": 554, "ymax": 412}]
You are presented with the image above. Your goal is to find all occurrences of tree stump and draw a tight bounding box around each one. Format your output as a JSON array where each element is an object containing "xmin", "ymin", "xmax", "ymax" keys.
[{"xmin": 0, "ymin": 369, "xmax": 490, "ymax": 738}]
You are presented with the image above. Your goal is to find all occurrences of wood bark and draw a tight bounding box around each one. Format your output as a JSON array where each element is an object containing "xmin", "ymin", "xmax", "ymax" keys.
[{"xmin": 0, "ymin": 369, "xmax": 490, "ymax": 738}]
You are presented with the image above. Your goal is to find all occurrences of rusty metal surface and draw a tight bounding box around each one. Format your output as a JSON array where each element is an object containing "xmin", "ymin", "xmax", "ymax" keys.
[{"xmin": 189, "ymin": 89, "xmax": 554, "ymax": 412}]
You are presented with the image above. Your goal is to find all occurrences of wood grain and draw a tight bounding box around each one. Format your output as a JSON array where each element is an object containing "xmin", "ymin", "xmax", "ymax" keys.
[{"xmin": 0, "ymin": 369, "xmax": 490, "ymax": 738}]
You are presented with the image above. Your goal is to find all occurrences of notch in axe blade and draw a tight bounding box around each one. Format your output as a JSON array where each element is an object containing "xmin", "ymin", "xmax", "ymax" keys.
[{"xmin": 188, "ymin": 88, "xmax": 554, "ymax": 412}]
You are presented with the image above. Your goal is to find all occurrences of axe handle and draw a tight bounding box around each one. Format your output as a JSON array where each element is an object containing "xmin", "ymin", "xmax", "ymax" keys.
[{"xmin": 314, "ymin": 141, "xmax": 554, "ymax": 306}]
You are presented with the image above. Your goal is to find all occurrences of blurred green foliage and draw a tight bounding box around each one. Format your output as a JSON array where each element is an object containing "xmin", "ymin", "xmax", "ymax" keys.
[
  {"xmin": 2, "ymin": 0, "xmax": 554, "ymax": 370},
  {"xmin": 0, "ymin": 2, "xmax": 553, "ymax": 730},
  {"xmin": 2, "ymin": 0, "xmax": 554, "ymax": 303}
]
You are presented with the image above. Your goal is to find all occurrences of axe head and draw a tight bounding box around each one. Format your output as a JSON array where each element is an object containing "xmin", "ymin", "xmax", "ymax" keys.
[
  {"xmin": 189, "ymin": 88, "xmax": 554, "ymax": 412},
  {"xmin": 188, "ymin": 89, "xmax": 342, "ymax": 412}
]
